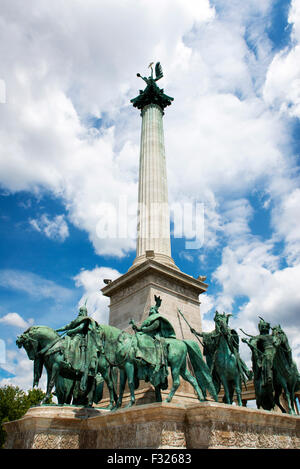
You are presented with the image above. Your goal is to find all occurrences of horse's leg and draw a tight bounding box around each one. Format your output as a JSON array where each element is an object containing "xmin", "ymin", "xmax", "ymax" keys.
[
  {"xmin": 42, "ymin": 358, "xmax": 60, "ymax": 404},
  {"xmin": 86, "ymin": 377, "xmax": 95, "ymax": 407},
  {"xmin": 289, "ymin": 378, "xmax": 298, "ymax": 415},
  {"xmin": 165, "ymin": 363, "xmax": 181, "ymax": 403},
  {"xmin": 40, "ymin": 368, "xmax": 51, "ymax": 405},
  {"xmin": 234, "ymin": 376, "xmax": 243, "ymax": 406},
  {"xmin": 291, "ymin": 383, "xmax": 298, "ymax": 414},
  {"xmin": 65, "ymin": 380, "xmax": 75, "ymax": 405},
  {"xmin": 155, "ymin": 385, "xmax": 162, "ymax": 402},
  {"xmin": 282, "ymin": 384, "xmax": 295, "ymax": 415},
  {"xmin": 100, "ymin": 365, "xmax": 117, "ymax": 410},
  {"xmin": 56, "ymin": 375, "xmax": 73, "ymax": 405},
  {"xmin": 274, "ymin": 382, "xmax": 286, "ymax": 413},
  {"xmin": 220, "ymin": 376, "xmax": 231, "ymax": 404},
  {"xmin": 124, "ymin": 362, "xmax": 136, "ymax": 408},
  {"xmin": 111, "ymin": 367, "xmax": 118, "ymax": 405},
  {"xmin": 115, "ymin": 368, "xmax": 127, "ymax": 409},
  {"xmin": 225, "ymin": 381, "xmax": 232, "ymax": 405},
  {"xmin": 180, "ymin": 366, "xmax": 205, "ymax": 401}
]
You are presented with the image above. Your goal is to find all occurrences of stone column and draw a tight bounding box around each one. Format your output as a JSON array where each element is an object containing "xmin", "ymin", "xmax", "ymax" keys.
[{"xmin": 131, "ymin": 103, "xmax": 177, "ymax": 270}]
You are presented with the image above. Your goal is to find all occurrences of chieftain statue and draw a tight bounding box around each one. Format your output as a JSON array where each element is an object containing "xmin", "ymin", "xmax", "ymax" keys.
[
  {"xmin": 190, "ymin": 311, "xmax": 252, "ymax": 406},
  {"xmin": 130, "ymin": 295, "xmax": 175, "ymax": 389},
  {"xmin": 16, "ymin": 304, "xmax": 118, "ymax": 408},
  {"xmin": 241, "ymin": 317, "xmax": 300, "ymax": 414},
  {"xmin": 55, "ymin": 302, "xmax": 99, "ymax": 393}
]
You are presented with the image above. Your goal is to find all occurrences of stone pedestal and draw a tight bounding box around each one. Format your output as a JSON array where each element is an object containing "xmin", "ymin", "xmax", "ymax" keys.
[
  {"xmin": 102, "ymin": 258, "xmax": 207, "ymax": 340},
  {"xmin": 4, "ymin": 402, "xmax": 300, "ymax": 449}
]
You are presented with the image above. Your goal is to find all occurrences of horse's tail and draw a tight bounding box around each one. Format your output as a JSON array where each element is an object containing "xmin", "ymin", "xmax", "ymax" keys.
[{"xmin": 183, "ymin": 339, "xmax": 218, "ymax": 402}]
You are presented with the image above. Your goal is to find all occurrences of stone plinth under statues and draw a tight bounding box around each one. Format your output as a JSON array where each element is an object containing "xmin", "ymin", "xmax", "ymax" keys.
[{"xmin": 4, "ymin": 402, "xmax": 300, "ymax": 449}]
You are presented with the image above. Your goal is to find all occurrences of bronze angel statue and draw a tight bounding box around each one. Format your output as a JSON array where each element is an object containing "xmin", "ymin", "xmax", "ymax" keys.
[{"xmin": 131, "ymin": 61, "xmax": 173, "ymax": 110}]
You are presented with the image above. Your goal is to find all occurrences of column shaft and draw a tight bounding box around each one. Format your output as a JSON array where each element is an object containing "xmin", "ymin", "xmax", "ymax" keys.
[{"xmin": 133, "ymin": 103, "xmax": 175, "ymax": 268}]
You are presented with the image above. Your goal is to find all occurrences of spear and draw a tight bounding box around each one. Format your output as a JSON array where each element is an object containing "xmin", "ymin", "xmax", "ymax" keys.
[
  {"xmin": 177, "ymin": 308, "xmax": 204, "ymax": 347},
  {"xmin": 239, "ymin": 328, "xmax": 254, "ymax": 338}
]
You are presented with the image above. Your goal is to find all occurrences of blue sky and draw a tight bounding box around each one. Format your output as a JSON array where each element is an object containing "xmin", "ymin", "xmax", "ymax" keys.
[{"xmin": 0, "ymin": 0, "xmax": 300, "ymax": 390}]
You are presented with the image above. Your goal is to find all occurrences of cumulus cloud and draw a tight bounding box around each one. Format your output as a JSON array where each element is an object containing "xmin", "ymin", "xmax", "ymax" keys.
[
  {"xmin": 0, "ymin": 348, "xmax": 46, "ymax": 390},
  {"xmin": 0, "ymin": 269, "xmax": 73, "ymax": 301},
  {"xmin": 271, "ymin": 187, "xmax": 300, "ymax": 266},
  {"xmin": 201, "ymin": 195, "xmax": 300, "ymax": 368},
  {"xmin": 0, "ymin": 0, "xmax": 292, "ymax": 260},
  {"xmin": 0, "ymin": 0, "xmax": 215, "ymax": 258},
  {"xmin": 263, "ymin": 0, "xmax": 300, "ymax": 118},
  {"xmin": 29, "ymin": 213, "xmax": 69, "ymax": 241},
  {"xmin": 74, "ymin": 266, "xmax": 122, "ymax": 323},
  {"xmin": 0, "ymin": 312, "xmax": 34, "ymax": 329}
]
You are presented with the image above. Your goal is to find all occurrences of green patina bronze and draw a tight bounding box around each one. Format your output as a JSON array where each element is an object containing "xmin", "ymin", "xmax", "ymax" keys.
[
  {"xmin": 16, "ymin": 305, "xmax": 117, "ymax": 409},
  {"xmin": 16, "ymin": 295, "xmax": 299, "ymax": 414},
  {"xmin": 130, "ymin": 62, "xmax": 174, "ymax": 110},
  {"xmin": 98, "ymin": 296, "xmax": 218, "ymax": 408},
  {"xmin": 241, "ymin": 318, "xmax": 300, "ymax": 414},
  {"xmin": 191, "ymin": 311, "xmax": 252, "ymax": 406}
]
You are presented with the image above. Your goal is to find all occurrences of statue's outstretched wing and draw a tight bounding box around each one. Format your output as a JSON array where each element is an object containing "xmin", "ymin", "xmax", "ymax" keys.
[{"xmin": 155, "ymin": 62, "xmax": 163, "ymax": 80}]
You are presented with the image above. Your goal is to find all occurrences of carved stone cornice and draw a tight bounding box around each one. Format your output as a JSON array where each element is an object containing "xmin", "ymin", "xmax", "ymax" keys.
[{"xmin": 101, "ymin": 259, "xmax": 208, "ymax": 302}]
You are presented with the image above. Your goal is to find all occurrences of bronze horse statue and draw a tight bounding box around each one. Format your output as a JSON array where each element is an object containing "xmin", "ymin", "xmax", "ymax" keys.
[
  {"xmin": 97, "ymin": 322, "xmax": 219, "ymax": 408},
  {"xmin": 271, "ymin": 325, "xmax": 300, "ymax": 415},
  {"xmin": 16, "ymin": 325, "xmax": 117, "ymax": 408},
  {"xmin": 196, "ymin": 312, "xmax": 252, "ymax": 406}
]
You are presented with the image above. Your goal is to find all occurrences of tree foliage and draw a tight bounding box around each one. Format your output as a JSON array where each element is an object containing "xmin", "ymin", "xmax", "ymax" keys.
[{"xmin": 0, "ymin": 385, "xmax": 48, "ymax": 448}]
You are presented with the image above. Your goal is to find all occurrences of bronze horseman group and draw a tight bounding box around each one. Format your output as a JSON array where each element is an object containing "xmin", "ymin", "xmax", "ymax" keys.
[{"xmin": 16, "ymin": 295, "xmax": 300, "ymax": 415}]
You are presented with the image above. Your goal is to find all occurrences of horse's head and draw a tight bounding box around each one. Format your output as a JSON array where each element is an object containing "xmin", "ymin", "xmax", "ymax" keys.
[
  {"xmin": 272, "ymin": 324, "xmax": 287, "ymax": 344},
  {"xmin": 16, "ymin": 325, "xmax": 58, "ymax": 360},
  {"xmin": 16, "ymin": 327, "xmax": 39, "ymax": 360},
  {"xmin": 272, "ymin": 324, "xmax": 281, "ymax": 334},
  {"xmin": 214, "ymin": 311, "xmax": 231, "ymax": 335}
]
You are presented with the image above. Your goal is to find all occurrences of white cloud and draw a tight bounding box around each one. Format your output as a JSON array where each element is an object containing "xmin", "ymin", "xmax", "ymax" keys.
[
  {"xmin": 0, "ymin": 0, "xmax": 215, "ymax": 259},
  {"xmin": 29, "ymin": 213, "xmax": 69, "ymax": 242},
  {"xmin": 0, "ymin": 0, "xmax": 292, "ymax": 261},
  {"xmin": 263, "ymin": 0, "xmax": 300, "ymax": 117},
  {"xmin": 0, "ymin": 312, "xmax": 34, "ymax": 329},
  {"xmin": 0, "ymin": 269, "xmax": 73, "ymax": 301},
  {"xmin": 0, "ymin": 348, "xmax": 47, "ymax": 391},
  {"xmin": 207, "ymin": 196, "xmax": 300, "ymax": 368},
  {"xmin": 271, "ymin": 188, "xmax": 300, "ymax": 265},
  {"xmin": 74, "ymin": 266, "xmax": 122, "ymax": 324}
]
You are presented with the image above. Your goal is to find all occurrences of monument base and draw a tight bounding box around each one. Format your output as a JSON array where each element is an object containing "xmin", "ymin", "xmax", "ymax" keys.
[{"xmin": 4, "ymin": 402, "xmax": 300, "ymax": 449}]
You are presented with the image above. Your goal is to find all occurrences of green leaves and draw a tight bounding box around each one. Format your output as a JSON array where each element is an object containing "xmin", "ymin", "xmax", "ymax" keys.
[{"xmin": 0, "ymin": 385, "xmax": 49, "ymax": 447}]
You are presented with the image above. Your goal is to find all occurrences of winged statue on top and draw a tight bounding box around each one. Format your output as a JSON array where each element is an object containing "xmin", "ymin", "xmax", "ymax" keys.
[{"xmin": 130, "ymin": 61, "xmax": 174, "ymax": 110}]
